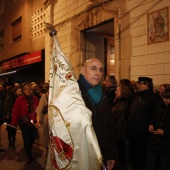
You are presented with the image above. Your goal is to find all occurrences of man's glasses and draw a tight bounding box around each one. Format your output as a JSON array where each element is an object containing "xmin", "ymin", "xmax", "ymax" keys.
[{"xmin": 137, "ymin": 82, "xmax": 146, "ymax": 85}]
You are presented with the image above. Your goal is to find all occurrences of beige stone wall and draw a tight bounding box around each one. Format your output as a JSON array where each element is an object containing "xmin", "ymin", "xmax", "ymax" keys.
[
  {"xmin": 116, "ymin": 2, "xmax": 132, "ymax": 81},
  {"xmin": 51, "ymin": 0, "xmax": 93, "ymax": 79},
  {"xmin": 0, "ymin": 0, "xmax": 45, "ymax": 61},
  {"xmin": 129, "ymin": 0, "xmax": 170, "ymax": 85},
  {"xmin": 52, "ymin": 0, "xmax": 93, "ymax": 56},
  {"xmin": 47, "ymin": 0, "xmax": 170, "ymax": 85},
  {"xmin": 0, "ymin": 0, "xmax": 32, "ymax": 61},
  {"xmin": 49, "ymin": 0, "xmax": 127, "ymax": 80}
]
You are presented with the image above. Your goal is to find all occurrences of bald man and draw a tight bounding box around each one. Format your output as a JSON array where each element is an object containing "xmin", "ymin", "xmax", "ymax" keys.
[{"xmin": 78, "ymin": 58, "xmax": 117, "ymax": 170}]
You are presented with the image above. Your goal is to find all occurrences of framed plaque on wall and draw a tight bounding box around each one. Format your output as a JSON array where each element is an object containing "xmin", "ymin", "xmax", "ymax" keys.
[{"xmin": 147, "ymin": 7, "xmax": 169, "ymax": 44}]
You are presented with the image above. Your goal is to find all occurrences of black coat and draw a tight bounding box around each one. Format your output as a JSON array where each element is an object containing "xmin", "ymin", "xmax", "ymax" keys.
[
  {"xmin": 104, "ymin": 86, "xmax": 116, "ymax": 107},
  {"xmin": 112, "ymin": 98, "xmax": 129, "ymax": 139},
  {"xmin": 147, "ymin": 101, "xmax": 170, "ymax": 155},
  {"xmin": 127, "ymin": 89, "xmax": 161, "ymax": 139},
  {"xmin": 78, "ymin": 80, "xmax": 117, "ymax": 161}
]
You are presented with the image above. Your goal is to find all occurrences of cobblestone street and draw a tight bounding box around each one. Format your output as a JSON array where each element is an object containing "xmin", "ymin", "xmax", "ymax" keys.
[{"xmin": 0, "ymin": 124, "xmax": 46, "ymax": 170}]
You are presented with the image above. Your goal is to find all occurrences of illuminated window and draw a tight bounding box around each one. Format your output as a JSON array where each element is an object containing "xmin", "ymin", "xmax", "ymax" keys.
[{"xmin": 12, "ymin": 17, "xmax": 22, "ymax": 42}]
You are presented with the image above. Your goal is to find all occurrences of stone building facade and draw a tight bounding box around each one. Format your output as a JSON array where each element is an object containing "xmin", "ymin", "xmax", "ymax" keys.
[
  {"xmin": 44, "ymin": 0, "xmax": 170, "ymax": 86},
  {"xmin": 128, "ymin": 0, "xmax": 170, "ymax": 85},
  {"xmin": 0, "ymin": 0, "xmax": 169, "ymax": 86},
  {"xmin": 0, "ymin": 0, "xmax": 46, "ymax": 84}
]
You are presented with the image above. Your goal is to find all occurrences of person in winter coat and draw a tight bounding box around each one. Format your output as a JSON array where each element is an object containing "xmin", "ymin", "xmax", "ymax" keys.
[
  {"xmin": 11, "ymin": 84, "xmax": 39, "ymax": 163},
  {"xmin": 78, "ymin": 58, "xmax": 117, "ymax": 170},
  {"xmin": 112, "ymin": 82, "xmax": 133, "ymax": 170},
  {"xmin": 4, "ymin": 85, "xmax": 16, "ymax": 150},
  {"xmin": 146, "ymin": 86, "xmax": 170, "ymax": 170},
  {"xmin": 127, "ymin": 77, "xmax": 161, "ymax": 170}
]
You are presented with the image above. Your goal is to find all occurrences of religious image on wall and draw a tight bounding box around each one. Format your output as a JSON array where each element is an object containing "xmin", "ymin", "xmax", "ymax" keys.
[{"xmin": 147, "ymin": 7, "xmax": 169, "ymax": 44}]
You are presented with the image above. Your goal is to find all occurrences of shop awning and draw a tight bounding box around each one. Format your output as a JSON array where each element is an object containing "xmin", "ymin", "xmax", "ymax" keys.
[{"xmin": 0, "ymin": 70, "xmax": 16, "ymax": 76}]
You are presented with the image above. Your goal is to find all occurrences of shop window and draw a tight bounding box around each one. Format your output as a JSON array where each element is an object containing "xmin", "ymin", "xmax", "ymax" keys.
[
  {"xmin": 0, "ymin": 30, "xmax": 4, "ymax": 50},
  {"xmin": 12, "ymin": 17, "xmax": 22, "ymax": 42}
]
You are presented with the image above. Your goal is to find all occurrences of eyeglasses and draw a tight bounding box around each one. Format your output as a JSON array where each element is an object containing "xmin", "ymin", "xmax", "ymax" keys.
[{"xmin": 137, "ymin": 82, "xmax": 146, "ymax": 85}]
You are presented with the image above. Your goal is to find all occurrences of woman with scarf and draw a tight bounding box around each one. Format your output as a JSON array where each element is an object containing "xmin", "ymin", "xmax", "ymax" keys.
[
  {"xmin": 11, "ymin": 84, "xmax": 39, "ymax": 163},
  {"xmin": 78, "ymin": 58, "xmax": 117, "ymax": 170}
]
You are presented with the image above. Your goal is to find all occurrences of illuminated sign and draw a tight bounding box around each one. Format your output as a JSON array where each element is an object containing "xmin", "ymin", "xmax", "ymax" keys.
[{"xmin": 2, "ymin": 50, "xmax": 42, "ymax": 71}]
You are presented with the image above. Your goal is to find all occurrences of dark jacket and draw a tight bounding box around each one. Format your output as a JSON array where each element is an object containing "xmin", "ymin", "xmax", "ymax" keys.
[
  {"xmin": 112, "ymin": 98, "xmax": 129, "ymax": 139},
  {"xmin": 147, "ymin": 101, "xmax": 170, "ymax": 155},
  {"xmin": 78, "ymin": 80, "xmax": 117, "ymax": 161},
  {"xmin": 104, "ymin": 86, "xmax": 116, "ymax": 107},
  {"xmin": 127, "ymin": 89, "xmax": 161, "ymax": 139}
]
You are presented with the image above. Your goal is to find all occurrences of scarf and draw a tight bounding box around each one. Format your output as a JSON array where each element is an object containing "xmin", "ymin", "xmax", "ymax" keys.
[{"xmin": 79, "ymin": 74, "xmax": 103, "ymax": 105}]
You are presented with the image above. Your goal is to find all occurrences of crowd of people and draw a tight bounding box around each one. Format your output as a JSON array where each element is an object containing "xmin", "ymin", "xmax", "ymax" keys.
[
  {"xmin": 102, "ymin": 75, "xmax": 170, "ymax": 170},
  {"xmin": 0, "ymin": 58, "xmax": 170, "ymax": 170},
  {"xmin": 0, "ymin": 81, "xmax": 49, "ymax": 163}
]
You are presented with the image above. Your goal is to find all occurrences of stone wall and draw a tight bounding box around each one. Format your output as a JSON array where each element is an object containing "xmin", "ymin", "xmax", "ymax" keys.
[
  {"xmin": 45, "ymin": 0, "xmax": 170, "ymax": 85},
  {"xmin": 128, "ymin": 0, "xmax": 170, "ymax": 85},
  {"xmin": 47, "ymin": 0, "xmax": 127, "ymax": 80}
]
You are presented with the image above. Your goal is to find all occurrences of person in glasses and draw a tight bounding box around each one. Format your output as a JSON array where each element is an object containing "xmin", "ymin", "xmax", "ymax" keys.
[{"xmin": 127, "ymin": 77, "xmax": 161, "ymax": 170}]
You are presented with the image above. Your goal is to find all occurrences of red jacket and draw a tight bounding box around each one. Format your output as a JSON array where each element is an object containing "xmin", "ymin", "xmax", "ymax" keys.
[{"xmin": 11, "ymin": 95, "xmax": 39, "ymax": 127}]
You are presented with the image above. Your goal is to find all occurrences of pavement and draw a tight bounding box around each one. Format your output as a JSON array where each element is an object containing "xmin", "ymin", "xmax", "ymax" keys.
[
  {"xmin": 0, "ymin": 124, "xmax": 133, "ymax": 170},
  {"xmin": 0, "ymin": 124, "xmax": 46, "ymax": 170}
]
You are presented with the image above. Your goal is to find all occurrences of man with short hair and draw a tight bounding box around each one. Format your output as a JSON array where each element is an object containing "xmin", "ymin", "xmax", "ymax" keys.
[
  {"xmin": 127, "ymin": 77, "xmax": 161, "ymax": 170},
  {"xmin": 78, "ymin": 58, "xmax": 117, "ymax": 170}
]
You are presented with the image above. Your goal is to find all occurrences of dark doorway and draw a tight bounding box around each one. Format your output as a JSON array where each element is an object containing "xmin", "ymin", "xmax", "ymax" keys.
[{"xmin": 82, "ymin": 19, "xmax": 114, "ymax": 80}]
